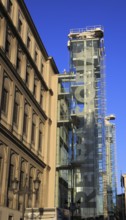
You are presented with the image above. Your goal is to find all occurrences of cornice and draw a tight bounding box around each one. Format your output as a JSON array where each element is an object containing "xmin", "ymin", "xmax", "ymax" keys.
[
  {"xmin": 18, "ymin": 0, "xmax": 49, "ymax": 60},
  {"xmin": 48, "ymin": 56, "xmax": 59, "ymax": 74},
  {"xmin": 18, "ymin": 0, "xmax": 59, "ymax": 74}
]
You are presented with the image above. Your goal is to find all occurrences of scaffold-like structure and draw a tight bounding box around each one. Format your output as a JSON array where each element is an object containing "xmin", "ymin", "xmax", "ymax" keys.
[{"xmin": 56, "ymin": 26, "xmax": 117, "ymax": 220}]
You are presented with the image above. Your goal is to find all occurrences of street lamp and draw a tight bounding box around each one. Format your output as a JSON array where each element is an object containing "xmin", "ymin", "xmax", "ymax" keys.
[{"xmin": 11, "ymin": 176, "xmax": 41, "ymax": 220}]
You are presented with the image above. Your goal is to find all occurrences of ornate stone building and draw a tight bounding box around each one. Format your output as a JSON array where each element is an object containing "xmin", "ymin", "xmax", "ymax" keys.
[{"xmin": 0, "ymin": 0, "xmax": 58, "ymax": 219}]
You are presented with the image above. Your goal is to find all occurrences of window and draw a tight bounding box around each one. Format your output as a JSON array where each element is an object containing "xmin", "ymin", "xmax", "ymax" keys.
[
  {"xmin": 13, "ymin": 89, "xmax": 21, "ymax": 126},
  {"xmin": 23, "ymin": 103, "xmax": 29, "ymax": 137},
  {"xmin": 7, "ymin": 0, "xmax": 12, "ymax": 14},
  {"xmin": 8, "ymin": 164, "xmax": 14, "ymax": 187},
  {"xmin": 31, "ymin": 122, "xmax": 36, "ymax": 143},
  {"xmin": 86, "ymin": 40, "xmax": 92, "ymax": 47},
  {"xmin": 1, "ymin": 74, "xmax": 11, "ymax": 116},
  {"xmin": 18, "ymin": 17, "xmax": 22, "ymax": 33},
  {"xmin": 13, "ymin": 101, "xmax": 19, "ymax": 124},
  {"xmin": 1, "ymin": 88, "xmax": 8, "ymax": 114},
  {"xmin": 5, "ymin": 28, "xmax": 11, "ymax": 57},
  {"xmin": 38, "ymin": 122, "xmax": 42, "ymax": 152},
  {"xmin": 72, "ymin": 42, "xmax": 84, "ymax": 53},
  {"xmin": 17, "ymin": 57, "xmax": 21, "ymax": 72},
  {"xmin": 33, "ymin": 78, "xmax": 38, "ymax": 98},
  {"xmin": 40, "ymin": 92, "xmax": 43, "ymax": 107},
  {"xmin": 16, "ymin": 47, "xmax": 22, "ymax": 74},
  {"xmin": 26, "ymin": 70, "xmax": 30, "ymax": 86},
  {"xmin": 29, "ymin": 175, "xmax": 33, "ymax": 191},
  {"xmin": 38, "ymin": 130, "xmax": 42, "ymax": 152},
  {"xmin": 31, "ymin": 113, "xmax": 37, "ymax": 144},
  {"xmin": 20, "ymin": 170, "xmax": 25, "ymax": 189},
  {"xmin": 5, "ymin": 37, "xmax": 10, "ymax": 56},
  {"xmin": 35, "ymin": 50, "xmax": 38, "ymax": 62},
  {"xmin": 33, "ymin": 82, "xmax": 37, "ymax": 97},
  {"xmin": 27, "ymin": 35, "xmax": 31, "ymax": 50},
  {"xmin": 5, "ymin": 39, "xmax": 10, "ymax": 56},
  {"xmin": 41, "ymin": 62, "xmax": 43, "ymax": 75},
  {"xmin": 23, "ymin": 113, "xmax": 28, "ymax": 135},
  {"xmin": 26, "ymin": 64, "xmax": 31, "ymax": 87}
]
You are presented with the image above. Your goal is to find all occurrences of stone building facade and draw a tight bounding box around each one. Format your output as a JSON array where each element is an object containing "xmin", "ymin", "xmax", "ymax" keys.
[{"xmin": 0, "ymin": 0, "xmax": 58, "ymax": 219}]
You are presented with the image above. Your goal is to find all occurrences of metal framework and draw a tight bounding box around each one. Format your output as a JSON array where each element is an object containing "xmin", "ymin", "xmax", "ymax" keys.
[{"xmin": 56, "ymin": 26, "xmax": 117, "ymax": 219}]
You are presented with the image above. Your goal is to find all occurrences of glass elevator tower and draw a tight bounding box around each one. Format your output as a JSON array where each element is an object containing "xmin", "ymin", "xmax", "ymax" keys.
[
  {"xmin": 67, "ymin": 26, "xmax": 106, "ymax": 218},
  {"xmin": 56, "ymin": 26, "xmax": 117, "ymax": 219}
]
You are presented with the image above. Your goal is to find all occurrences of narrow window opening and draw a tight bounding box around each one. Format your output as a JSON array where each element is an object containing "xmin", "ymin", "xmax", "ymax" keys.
[
  {"xmin": 1, "ymin": 88, "xmax": 8, "ymax": 114},
  {"xmin": 16, "ymin": 47, "xmax": 22, "ymax": 74},
  {"xmin": 38, "ymin": 130, "xmax": 42, "ymax": 152},
  {"xmin": 18, "ymin": 18, "xmax": 22, "ymax": 33},
  {"xmin": 23, "ymin": 113, "xmax": 28, "ymax": 136},
  {"xmin": 7, "ymin": 0, "xmax": 12, "ymax": 14},
  {"xmin": 8, "ymin": 164, "xmax": 14, "ymax": 188},
  {"xmin": 35, "ymin": 50, "xmax": 38, "ymax": 62},
  {"xmin": 13, "ymin": 101, "xmax": 19, "ymax": 125},
  {"xmin": 20, "ymin": 170, "xmax": 25, "ymax": 190},
  {"xmin": 27, "ymin": 36, "xmax": 31, "ymax": 50},
  {"xmin": 31, "ymin": 122, "xmax": 36, "ymax": 143}
]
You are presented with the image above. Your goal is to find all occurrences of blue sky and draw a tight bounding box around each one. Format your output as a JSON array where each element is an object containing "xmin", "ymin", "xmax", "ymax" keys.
[{"xmin": 25, "ymin": 0, "xmax": 126, "ymax": 193}]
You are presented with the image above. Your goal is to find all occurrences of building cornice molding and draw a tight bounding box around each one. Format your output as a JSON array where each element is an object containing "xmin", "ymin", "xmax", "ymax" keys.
[
  {"xmin": 48, "ymin": 56, "xmax": 59, "ymax": 74},
  {"xmin": 18, "ymin": 0, "xmax": 59, "ymax": 74},
  {"xmin": 17, "ymin": 0, "xmax": 48, "ymax": 60}
]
